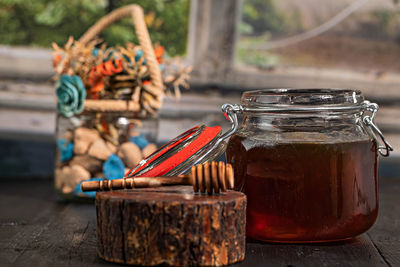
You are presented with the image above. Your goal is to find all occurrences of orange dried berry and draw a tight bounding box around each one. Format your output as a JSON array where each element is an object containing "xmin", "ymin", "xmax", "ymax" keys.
[
  {"xmin": 154, "ymin": 46, "xmax": 164, "ymax": 63},
  {"xmin": 53, "ymin": 54, "xmax": 62, "ymax": 68}
]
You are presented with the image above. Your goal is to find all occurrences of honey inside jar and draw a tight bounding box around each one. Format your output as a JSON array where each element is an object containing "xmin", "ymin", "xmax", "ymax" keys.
[
  {"xmin": 227, "ymin": 136, "xmax": 378, "ymax": 242},
  {"xmin": 224, "ymin": 89, "xmax": 386, "ymax": 243}
]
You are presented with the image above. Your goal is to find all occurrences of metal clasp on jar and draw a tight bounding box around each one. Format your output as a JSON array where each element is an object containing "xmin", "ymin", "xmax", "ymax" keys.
[
  {"xmin": 221, "ymin": 101, "xmax": 393, "ymax": 157},
  {"xmin": 361, "ymin": 101, "xmax": 393, "ymax": 157}
]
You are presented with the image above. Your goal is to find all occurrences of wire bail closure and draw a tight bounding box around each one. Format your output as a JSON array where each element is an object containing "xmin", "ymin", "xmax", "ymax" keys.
[
  {"xmin": 361, "ymin": 101, "xmax": 393, "ymax": 157},
  {"xmin": 180, "ymin": 104, "xmax": 240, "ymax": 171},
  {"xmin": 221, "ymin": 100, "xmax": 393, "ymax": 157},
  {"xmin": 221, "ymin": 104, "xmax": 241, "ymax": 139}
]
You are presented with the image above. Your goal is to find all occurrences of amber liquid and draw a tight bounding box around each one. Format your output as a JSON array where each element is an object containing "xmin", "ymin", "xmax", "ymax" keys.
[{"xmin": 226, "ymin": 136, "xmax": 378, "ymax": 242}]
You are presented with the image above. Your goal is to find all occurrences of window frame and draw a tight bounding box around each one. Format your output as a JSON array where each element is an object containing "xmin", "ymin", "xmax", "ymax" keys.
[{"xmin": 186, "ymin": 0, "xmax": 400, "ymax": 102}]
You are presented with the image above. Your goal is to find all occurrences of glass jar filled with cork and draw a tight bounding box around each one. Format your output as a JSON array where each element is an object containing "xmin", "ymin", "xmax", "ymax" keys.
[{"xmin": 54, "ymin": 112, "xmax": 158, "ymax": 199}]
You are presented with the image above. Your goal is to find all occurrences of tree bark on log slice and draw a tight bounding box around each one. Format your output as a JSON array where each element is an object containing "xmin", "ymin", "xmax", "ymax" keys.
[{"xmin": 95, "ymin": 185, "xmax": 246, "ymax": 266}]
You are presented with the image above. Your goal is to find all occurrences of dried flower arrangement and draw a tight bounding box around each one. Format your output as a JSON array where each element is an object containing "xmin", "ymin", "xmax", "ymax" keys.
[{"xmin": 52, "ymin": 36, "xmax": 191, "ymax": 117}]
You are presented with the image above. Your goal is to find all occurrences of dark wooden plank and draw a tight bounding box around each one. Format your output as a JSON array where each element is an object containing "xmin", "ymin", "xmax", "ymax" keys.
[
  {"xmin": 368, "ymin": 177, "xmax": 400, "ymax": 266},
  {"xmin": 0, "ymin": 178, "xmax": 398, "ymax": 266},
  {"xmin": 237, "ymin": 236, "xmax": 387, "ymax": 267},
  {"xmin": 10, "ymin": 204, "xmax": 107, "ymax": 267},
  {"xmin": 0, "ymin": 180, "xmax": 114, "ymax": 266},
  {"xmin": 0, "ymin": 180, "xmax": 62, "ymax": 264}
]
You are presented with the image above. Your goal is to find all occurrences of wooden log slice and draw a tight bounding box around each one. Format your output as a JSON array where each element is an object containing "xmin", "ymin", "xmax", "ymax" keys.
[{"xmin": 96, "ymin": 185, "xmax": 246, "ymax": 266}]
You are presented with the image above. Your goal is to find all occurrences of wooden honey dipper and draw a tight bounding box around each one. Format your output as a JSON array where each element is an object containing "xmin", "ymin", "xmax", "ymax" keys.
[{"xmin": 81, "ymin": 161, "xmax": 234, "ymax": 194}]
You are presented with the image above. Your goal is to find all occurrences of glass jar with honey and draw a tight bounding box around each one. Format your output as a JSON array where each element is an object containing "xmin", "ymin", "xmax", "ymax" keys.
[{"xmin": 224, "ymin": 89, "xmax": 393, "ymax": 243}]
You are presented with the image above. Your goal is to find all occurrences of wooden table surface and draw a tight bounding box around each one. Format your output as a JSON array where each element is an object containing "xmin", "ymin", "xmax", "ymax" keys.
[{"xmin": 0, "ymin": 178, "xmax": 399, "ymax": 267}]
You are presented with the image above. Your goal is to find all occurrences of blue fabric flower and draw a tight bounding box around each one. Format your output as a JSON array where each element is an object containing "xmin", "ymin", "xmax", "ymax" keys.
[
  {"xmin": 74, "ymin": 177, "xmax": 102, "ymax": 198},
  {"xmin": 92, "ymin": 48, "xmax": 100, "ymax": 57},
  {"xmin": 134, "ymin": 49, "xmax": 146, "ymax": 65},
  {"xmin": 129, "ymin": 134, "xmax": 149, "ymax": 150},
  {"xmin": 103, "ymin": 154, "xmax": 125, "ymax": 179},
  {"xmin": 57, "ymin": 139, "xmax": 74, "ymax": 162},
  {"xmin": 135, "ymin": 49, "xmax": 143, "ymax": 61},
  {"xmin": 56, "ymin": 75, "xmax": 86, "ymax": 117}
]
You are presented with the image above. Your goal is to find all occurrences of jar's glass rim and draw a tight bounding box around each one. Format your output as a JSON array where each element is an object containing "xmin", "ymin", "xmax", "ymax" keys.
[{"xmin": 241, "ymin": 88, "xmax": 364, "ymax": 109}]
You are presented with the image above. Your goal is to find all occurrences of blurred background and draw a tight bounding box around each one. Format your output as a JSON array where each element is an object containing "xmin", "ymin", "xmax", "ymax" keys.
[{"xmin": 0, "ymin": 0, "xmax": 399, "ymax": 179}]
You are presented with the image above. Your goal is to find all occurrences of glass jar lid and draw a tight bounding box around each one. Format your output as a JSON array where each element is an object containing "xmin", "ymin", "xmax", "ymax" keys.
[
  {"xmin": 124, "ymin": 103, "xmax": 239, "ymax": 177},
  {"xmin": 240, "ymin": 88, "xmax": 367, "ymax": 113}
]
